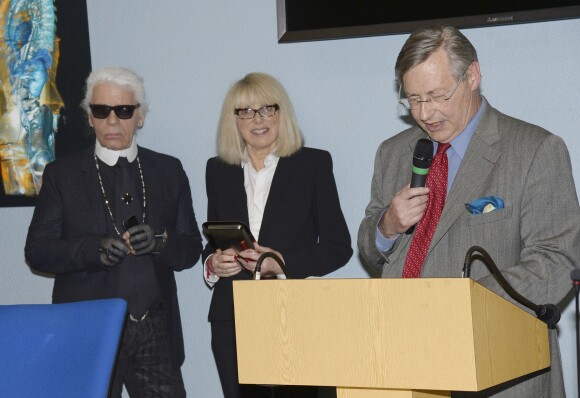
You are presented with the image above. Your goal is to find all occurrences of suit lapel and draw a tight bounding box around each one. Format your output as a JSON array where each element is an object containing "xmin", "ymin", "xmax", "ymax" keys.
[
  {"xmin": 233, "ymin": 165, "xmax": 250, "ymax": 226},
  {"xmin": 258, "ymin": 156, "xmax": 292, "ymax": 242},
  {"xmin": 136, "ymin": 149, "xmax": 159, "ymax": 226},
  {"xmin": 82, "ymin": 149, "xmax": 108, "ymax": 233},
  {"xmin": 430, "ymin": 105, "xmax": 501, "ymax": 249}
]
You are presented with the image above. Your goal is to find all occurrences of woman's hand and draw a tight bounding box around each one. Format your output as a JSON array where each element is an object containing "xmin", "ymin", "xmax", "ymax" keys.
[
  {"xmin": 238, "ymin": 243, "xmax": 285, "ymax": 278},
  {"xmin": 210, "ymin": 248, "xmax": 243, "ymax": 277}
]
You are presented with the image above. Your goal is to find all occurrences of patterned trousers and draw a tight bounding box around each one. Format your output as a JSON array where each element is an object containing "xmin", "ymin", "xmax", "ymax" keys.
[{"xmin": 109, "ymin": 304, "xmax": 186, "ymax": 398}]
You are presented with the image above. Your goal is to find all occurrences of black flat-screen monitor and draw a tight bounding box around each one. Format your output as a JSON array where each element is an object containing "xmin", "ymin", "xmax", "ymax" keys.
[{"xmin": 277, "ymin": 0, "xmax": 580, "ymax": 43}]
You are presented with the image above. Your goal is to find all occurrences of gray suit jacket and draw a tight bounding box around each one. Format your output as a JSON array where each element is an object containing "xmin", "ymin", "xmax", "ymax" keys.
[{"xmin": 358, "ymin": 100, "xmax": 580, "ymax": 397}]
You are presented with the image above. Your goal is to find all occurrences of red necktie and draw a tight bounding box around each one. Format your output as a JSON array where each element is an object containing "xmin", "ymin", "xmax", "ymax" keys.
[{"xmin": 402, "ymin": 143, "xmax": 450, "ymax": 278}]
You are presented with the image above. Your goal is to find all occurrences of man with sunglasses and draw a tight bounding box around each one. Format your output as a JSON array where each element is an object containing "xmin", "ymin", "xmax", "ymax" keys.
[
  {"xmin": 25, "ymin": 66, "xmax": 203, "ymax": 398},
  {"xmin": 358, "ymin": 26, "xmax": 580, "ymax": 397}
]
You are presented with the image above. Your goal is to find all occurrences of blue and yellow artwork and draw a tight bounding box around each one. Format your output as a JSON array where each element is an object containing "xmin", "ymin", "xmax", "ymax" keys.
[
  {"xmin": 0, "ymin": 0, "xmax": 91, "ymax": 206},
  {"xmin": 0, "ymin": 0, "xmax": 62, "ymax": 196}
]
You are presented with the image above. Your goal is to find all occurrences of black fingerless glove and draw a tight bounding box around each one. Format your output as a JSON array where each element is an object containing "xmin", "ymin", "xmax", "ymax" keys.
[
  {"xmin": 99, "ymin": 237, "xmax": 129, "ymax": 267},
  {"xmin": 126, "ymin": 224, "xmax": 167, "ymax": 256}
]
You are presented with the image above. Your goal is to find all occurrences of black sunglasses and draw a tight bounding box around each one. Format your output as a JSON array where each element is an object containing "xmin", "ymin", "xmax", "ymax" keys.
[{"xmin": 89, "ymin": 104, "xmax": 140, "ymax": 120}]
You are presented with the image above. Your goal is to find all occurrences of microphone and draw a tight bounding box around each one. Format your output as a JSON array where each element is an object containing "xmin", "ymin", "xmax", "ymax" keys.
[
  {"xmin": 463, "ymin": 246, "xmax": 560, "ymax": 327},
  {"xmin": 253, "ymin": 252, "xmax": 289, "ymax": 280},
  {"xmin": 407, "ymin": 139, "xmax": 434, "ymax": 234},
  {"xmin": 572, "ymin": 269, "xmax": 580, "ymax": 284},
  {"xmin": 572, "ymin": 269, "xmax": 580, "ymax": 396},
  {"xmin": 410, "ymin": 138, "xmax": 434, "ymax": 188}
]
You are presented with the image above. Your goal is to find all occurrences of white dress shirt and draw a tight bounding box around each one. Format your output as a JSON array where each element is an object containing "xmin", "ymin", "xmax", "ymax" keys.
[{"xmin": 244, "ymin": 152, "xmax": 279, "ymax": 240}]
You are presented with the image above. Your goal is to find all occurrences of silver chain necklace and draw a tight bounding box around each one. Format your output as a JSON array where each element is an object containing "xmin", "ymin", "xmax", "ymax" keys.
[{"xmin": 94, "ymin": 153, "xmax": 147, "ymax": 237}]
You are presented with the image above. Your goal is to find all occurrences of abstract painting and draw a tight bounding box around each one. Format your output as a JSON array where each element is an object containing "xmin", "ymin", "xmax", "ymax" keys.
[{"xmin": 0, "ymin": 0, "xmax": 92, "ymax": 207}]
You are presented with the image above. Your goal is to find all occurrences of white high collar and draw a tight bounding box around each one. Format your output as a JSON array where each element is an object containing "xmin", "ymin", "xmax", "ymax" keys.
[{"xmin": 94, "ymin": 138, "xmax": 138, "ymax": 166}]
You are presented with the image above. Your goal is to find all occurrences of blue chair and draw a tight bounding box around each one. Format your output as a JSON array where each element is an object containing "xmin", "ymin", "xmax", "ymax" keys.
[{"xmin": 0, "ymin": 298, "xmax": 127, "ymax": 398}]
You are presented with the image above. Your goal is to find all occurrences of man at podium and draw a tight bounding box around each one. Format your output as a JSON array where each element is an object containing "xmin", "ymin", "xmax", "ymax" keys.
[{"xmin": 358, "ymin": 25, "xmax": 580, "ymax": 397}]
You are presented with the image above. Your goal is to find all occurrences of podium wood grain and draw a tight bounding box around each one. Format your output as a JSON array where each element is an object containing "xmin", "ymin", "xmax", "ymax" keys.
[{"xmin": 233, "ymin": 278, "xmax": 549, "ymax": 396}]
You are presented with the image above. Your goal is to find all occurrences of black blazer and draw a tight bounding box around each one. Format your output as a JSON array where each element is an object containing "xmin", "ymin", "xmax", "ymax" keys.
[
  {"xmin": 203, "ymin": 147, "xmax": 353, "ymax": 321},
  {"xmin": 25, "ymin": 145, "xmax": 203, "ymax": 366}
]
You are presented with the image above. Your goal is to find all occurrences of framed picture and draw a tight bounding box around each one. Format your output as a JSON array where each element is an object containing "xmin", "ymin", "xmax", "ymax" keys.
[
  {"xmin": 0, "ymin": 0, "xmax": 93, "ymax": 207},
  {"xmin": 276, "ymin": 0, "xmax": 580, "ymax": 43}
]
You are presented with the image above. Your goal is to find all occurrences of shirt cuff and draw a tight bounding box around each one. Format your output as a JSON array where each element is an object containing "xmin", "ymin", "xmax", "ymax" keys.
[
  {"xmin": 204, "ymin": 254, "xmax": 220, "ymax": 287},
  {"xmin": 375, "ymin": 207, "xmax": 398, "ymax": 252},
  {"xmin": 376, "ymin": 227, "xmax": 397, "ymax": 252}
]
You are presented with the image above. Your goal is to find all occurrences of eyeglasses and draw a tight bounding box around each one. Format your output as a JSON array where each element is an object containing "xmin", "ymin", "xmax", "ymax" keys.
[
  {"xmin": 398, "ymin": 66, "xmax": 469, "ymax": 111},
  {"xmin": 234, "ymin": 104, "xmax": 279, "ymax": 119},
  {"xmin": 89, "ymin": 104, "xmax": 141, "ymax": 119}
]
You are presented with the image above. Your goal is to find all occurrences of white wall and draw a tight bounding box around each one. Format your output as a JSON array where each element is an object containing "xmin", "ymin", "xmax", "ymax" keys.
[{"xmin": 1, "ymin": 1, "xmax": 579, "ymax": 396}]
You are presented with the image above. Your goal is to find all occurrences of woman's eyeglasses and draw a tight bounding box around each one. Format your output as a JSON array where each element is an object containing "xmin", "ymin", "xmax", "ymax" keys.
[
  {"xmin": 89, "ymin": 104, "xmax": 141, "ymax": 119},
  {"xmin": 234, "ymin": 104, "xmax": 279, "ymax": 119}
]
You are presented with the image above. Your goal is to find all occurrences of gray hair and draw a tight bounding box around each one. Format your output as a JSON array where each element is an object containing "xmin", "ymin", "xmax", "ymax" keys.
[
  {"xmin": 217, "ymin": 72, "xmax": 303, "ymax": 165},
  {"xmin": 81, "ymin": 66, "xmax": 148, "ymax": 116},
  {"xmin": 395, "ymin": 25, "xmax": 478, "ymax": 85}
]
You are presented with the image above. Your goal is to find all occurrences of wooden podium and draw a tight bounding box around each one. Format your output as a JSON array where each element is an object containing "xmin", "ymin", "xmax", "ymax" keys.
[{"xmin": 233, "ymin": 278, "xmax": 550, "ymax": 397}]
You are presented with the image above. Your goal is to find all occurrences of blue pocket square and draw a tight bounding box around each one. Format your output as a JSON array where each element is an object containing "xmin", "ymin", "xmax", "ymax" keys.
[{"xmin": 465, "ymin": 196, "xmax": 505, "ymax": 214}]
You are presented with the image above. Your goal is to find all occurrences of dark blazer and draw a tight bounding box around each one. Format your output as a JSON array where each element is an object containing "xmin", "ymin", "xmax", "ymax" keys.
[
  {"xmin": 203, "ymin": 147, "xmax": 353, "ymax": 321},
  {"xmin": 25, "ymin": 145, "xmax": 203, "ymax": 367}
]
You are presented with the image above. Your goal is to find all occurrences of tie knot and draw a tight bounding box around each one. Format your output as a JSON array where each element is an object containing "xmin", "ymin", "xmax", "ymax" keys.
[{"xmin": 436, "ymin": 143, "xmax": 451, "ymax": 155}]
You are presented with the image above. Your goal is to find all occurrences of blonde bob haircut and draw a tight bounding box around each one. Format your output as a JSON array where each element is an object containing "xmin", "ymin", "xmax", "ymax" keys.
[{"xmin": 217, "ymin": 72, "xmax": 303, "ymax": 165}]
